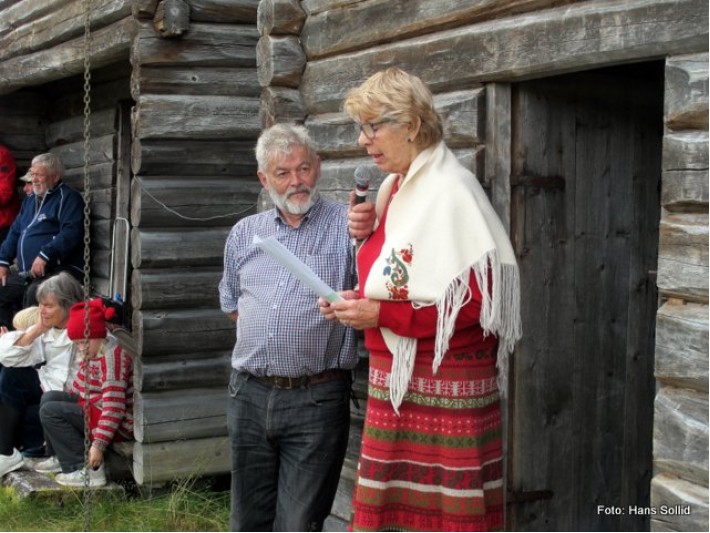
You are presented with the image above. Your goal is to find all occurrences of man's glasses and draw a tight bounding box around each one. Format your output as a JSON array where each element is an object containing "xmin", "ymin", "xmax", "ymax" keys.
[{"xmin": 355, "ymin": 119, "xmax": 394, "ymax": 140}]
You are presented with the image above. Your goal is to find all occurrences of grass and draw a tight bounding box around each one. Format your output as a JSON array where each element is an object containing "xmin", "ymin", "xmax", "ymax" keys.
[{"xmin": 0, "ymin": 476, "xmax": 230, "ymax": 531}]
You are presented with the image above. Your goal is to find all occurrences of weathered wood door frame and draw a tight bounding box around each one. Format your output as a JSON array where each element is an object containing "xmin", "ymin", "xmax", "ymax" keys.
[{"xmin": 485, "ymin": 64, "xmax": 663, "ymax": 530}]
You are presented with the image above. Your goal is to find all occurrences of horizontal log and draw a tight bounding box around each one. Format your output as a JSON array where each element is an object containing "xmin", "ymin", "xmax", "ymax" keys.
[
  {"xmin": 300, "ymin": 0, "xmax": 708, "ymax": 114},
  {"xmin": 131, "ymin": 176, "xmax": 260, "ymax": 228},
  {"xmin": 300, "ymin": 0, "xmax": 359, "ymax": 16},
  {"xmin": 45, "ymin": 108, "xmax": 117, "ymax": 147},
  {"xmin": 0, "ymin": 112, "xmax": 48, "ymax": 135},
  {"xmin": 663, "ymin": 131, "xmax": 709, "ymax": 171},
  {"xmin": 650, "ymin": 474, "xmax": 708, "ymax": 531},
  {"xmin": 654, "ymin": 386, "xmax": 709, "ymax": 487},
  {"xmin": 133, "ymin": 435, "xmax": 230, "ymax": 485},
  {"xmin": 306, "ymin": 88, "xmax": 485, "ymax": 158},
  {"xmin": 50, "ymin": 134, "xmax": 116, "ymax": 170},
  {"xmin": 0, "ymin": 16, "xmax": 136, "ymax": 96},
  {"xmin": 134, "ymin": 387, "xmax": 227, "ymax": 442},
  {"xmin": 189, "ymin": 0, "xmax": 258, "ymax": 23},
  {"xmin": 256, "ymin": 35, "xmax": 306, "ymax": 88},
  {"xmin": 63, "ymin": 161, "xmax": 116, "ymax": 191},
  {"xmin": 665, "ymin": 52, "xmax": 709, "ymax": 131},
  {"xmin": 655, "ymin": 300, "xmax": 709, "ymax": 391},
  {"xmin": 130, "ymin": 226, "xmax": 230, "ymax": 268},
  {"xmin": 260, "ymin": 86, "xmax": 306, "ymax": 127},
  {"xmin": 134, "ymin": 350, "xmax": 231, "ymax": 391},
  {"xmin": 0, "ymin": 0, "xmax": 72, "ymax": 37},
  {"xmin": 662, "ymin": 170, "xmax": 709, "ymax": 212},
  {"xmin": 51, "ymin": 76, "xmax": 132, "ymax": 123},
  {"xmin": 0, "ymin": 133, "xmax": 47, "ymax": 155},
  {"xmin": 132, "ymin": 66, "xmax": 260, "ymax": 97},
  {"xmin": 131, "ymin": 21, "xmax": 258, "ymax": 67},
  {"xmin": 301, "ymin": 0, "xmax": 573, "ymax": 60},
  {"xmin": 657, "ymin": 213, "xmax": 709, "ymax": 302},
  {"xmin": 132, "ymin": 94, "xmax": 261, "ymax": 140},
  {"xmin": 131, "ymin": 267, "xmax": 224, "ymax": 309},
  {"xmin": 132, "ymin": 308, "xmax": 234, "ymax": 357},
  {"xmin": 0, "ymin": 0, "xmax": 130, "ymax": 63},
  {"xmin": 257, "ymin": 0, "xmax": 305, "ymax": 36},
  {"xmin": 131, "ymin": 139, "xmax": 257, "ymax": 176}
]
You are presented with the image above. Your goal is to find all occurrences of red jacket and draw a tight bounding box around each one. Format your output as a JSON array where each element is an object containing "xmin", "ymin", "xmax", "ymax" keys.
[{"xmin": 0, "ymin": 145, "xmax": 20, "ymax": 229}]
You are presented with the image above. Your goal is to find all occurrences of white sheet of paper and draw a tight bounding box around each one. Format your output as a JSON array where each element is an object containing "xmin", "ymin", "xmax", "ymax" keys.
[{"xmin": 252, "ymin": 235, "xmax": 343, "ymax": 303}]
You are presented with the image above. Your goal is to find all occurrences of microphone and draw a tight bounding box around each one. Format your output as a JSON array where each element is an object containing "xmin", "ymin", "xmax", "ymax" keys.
[{"xmin": 353, "ymin": 165, "xmax": 379, "ymax": 204}]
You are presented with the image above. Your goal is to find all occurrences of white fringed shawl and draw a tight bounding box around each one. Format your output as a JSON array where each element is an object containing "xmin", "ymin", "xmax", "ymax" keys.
[{"xmin": 363, "ymin": 142, "xmax": 522, "ymax": 412}]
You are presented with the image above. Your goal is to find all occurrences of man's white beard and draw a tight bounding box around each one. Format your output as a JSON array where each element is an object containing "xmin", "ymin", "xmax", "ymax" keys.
[{"xmin": 269, "ymin": 185, "xmax": 319, "ymax": 215}]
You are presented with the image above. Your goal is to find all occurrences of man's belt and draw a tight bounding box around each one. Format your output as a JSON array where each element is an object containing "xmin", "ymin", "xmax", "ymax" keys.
[{"xmin": 248, "ymin": 368, "xmax": 349, "ymax": 390}]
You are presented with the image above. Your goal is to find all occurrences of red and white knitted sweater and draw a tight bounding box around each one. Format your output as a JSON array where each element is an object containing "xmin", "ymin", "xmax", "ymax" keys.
[{"xmin": 71, "ymin": 335, "xmax": 134, "ymax": 451}]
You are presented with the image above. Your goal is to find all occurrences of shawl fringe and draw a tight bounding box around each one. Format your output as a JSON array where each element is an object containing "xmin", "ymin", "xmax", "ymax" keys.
[{"xmin": 388, "ymin": 249, "xmax": 521, "ymax": 411}]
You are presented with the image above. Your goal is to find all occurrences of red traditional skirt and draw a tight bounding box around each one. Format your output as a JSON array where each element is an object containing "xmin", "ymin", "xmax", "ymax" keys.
[{"xmin": 350, "ymin": 348, "xmax": 504, "ymax": 532}]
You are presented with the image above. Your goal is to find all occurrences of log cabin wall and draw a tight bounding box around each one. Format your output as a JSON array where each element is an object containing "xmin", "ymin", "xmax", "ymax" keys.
[
  {"xmin": 259, "ymin": 0, "xmax": 708, "ymax": 529},
  {"xmin": 128, "ymin": 0, "xmax": 262, "ymax": 485},
  {"xmin": 651, "ymin": 52, "xmax": 709, "ymax": 532}
]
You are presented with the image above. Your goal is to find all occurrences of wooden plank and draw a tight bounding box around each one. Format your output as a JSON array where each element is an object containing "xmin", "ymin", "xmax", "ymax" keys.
[
  {"xmin": 90, "ymin": 219, "xmax": 113, "ymax": 251},
  {"xmin": 301, "ymin": 0, "xmax": 581, "ymax": 59},
  {"xmin": 50, "ymin": 75, "xmax": 131, "ymax": 123},
  {"xmin": 131, "ymin": 267, "xmax": 224, "ymax": 309},
  {"xmin": 0, "ymin": 0, "xmax": 72, "ymax": 37},
  {"xmin": 655, "ymin": 300, "xmax": 709, "ymax": 392},
  {"xmin": 131, "ymin": 227, "xmax": 230, "ymax": 268},
  {"xmin": 131, "ymin": 139, "xmax": 257, "ymax": 176},
  {"xmin": 257, "ymin": 0, "xmax": 305, "ymax": 36},
  {"xmin": 130, "ymin": 176, "xmax": 260, "ymax": 228},
  {"xmin": 63, "ymin": 161, "xmax": 116, "ymax": 191},
  {"xmin": 133, "ymin": 436, "xmax": 230, "ymax": 485},
  {"xmin": 300, "ymin": 0, "xmax": 708, "ymax": 114},
  {"xmin": 650, "ymin": 473, "xmax": 709, "ymax": 532},
  {"xmin": 256, "ymin": 35, "xmax": 306, "ymax": 88},
  {"xmin": 132, "ymin": 308, "xmax": 234, "ymax": 357},
  {"xmin": 132, "ymin": 94, "xmax": 261, "ymax": 140},
  {"xmin": 189, "ymin": 0, "xmax": 258, "ymax": 23},
  {"xmin": 662, "ymin": 169, "xmax": 709, "ymax": 212},
  {"xmin": 0, "ymin": 0, "xmax": 130, "ymax": 62},
  {"xmin": 50, "ymin": 134, "xmax": 116, "ymax": 169},
  {"xmin": 132, "ymin": 66, "xmax": 260, "ymax": 97},
  {"xmin": 0, "ymin": 16, "xmax": 136, "ymax": 96},
  {"xmin": 657, "ymin": 213, "xmax": 709, "ymax": 302},
  {"xmin": 260, "ymin": 86, "xmax": 306, "ymax": 127},
  {"xmin": 134, "ymin": 350, "xmax": 231, "ymax": 391},
  {"xmin": 485, "ymin": 83, "xmax": 511, "ymax": 228},
  {"xmin": 653, "ymin": 387, "xmax": 709, "ymax": 487},
  {"xmin": 134, "ymin": 387, "xmax": 227, "ymax": 442},
  {"xmin": 45, "ymin": 108, "xmax": 117, "ymax": 147},
  {"xmin": 300, "ymin": 0, "xmax": 359, "ymax": 16},
  {"xmin": 665, "ymin": 52, "xmax": 709, "ymax": 131},
  {"xmin": 131, "ymin": 21, "xmax": 258, "ymax": 68}
]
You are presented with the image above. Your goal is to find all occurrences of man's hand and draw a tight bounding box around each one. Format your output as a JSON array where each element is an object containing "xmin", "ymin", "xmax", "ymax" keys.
[
  {"xmin": 30, "ymin": 257, "xmax": 47, "ymax": 279},
  {"xmin": 0, "ymin": 265, "xmax": 8, "ymax": 286}
]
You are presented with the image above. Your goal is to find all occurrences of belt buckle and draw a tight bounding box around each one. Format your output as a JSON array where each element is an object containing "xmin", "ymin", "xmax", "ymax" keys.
[{"xmin": 286, "ymin": 377, "xmax": 296, "ymax": 389}]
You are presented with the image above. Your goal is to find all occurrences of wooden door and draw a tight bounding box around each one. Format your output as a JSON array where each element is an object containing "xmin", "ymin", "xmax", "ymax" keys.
[{"xmin": 503, "ymin": 63, "xmax": 664, "ymax": 531}]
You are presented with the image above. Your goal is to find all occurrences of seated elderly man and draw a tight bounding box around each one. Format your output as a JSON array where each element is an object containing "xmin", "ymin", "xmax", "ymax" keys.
[{"xmin": 0, "ymin": 153, "xmax": 84, "ymax": 329}]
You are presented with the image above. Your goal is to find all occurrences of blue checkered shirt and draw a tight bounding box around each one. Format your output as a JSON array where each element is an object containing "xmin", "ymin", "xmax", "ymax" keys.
[{"xmin": 219, "ymin": 197, "xmax": 358, "ymax": 377}]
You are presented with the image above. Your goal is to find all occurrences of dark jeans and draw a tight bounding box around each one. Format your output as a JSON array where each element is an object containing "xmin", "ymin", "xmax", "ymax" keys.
[
  {"xmin": 39, "ymin": 390, "xmax": 85, "ymax": 472},
  {"xmin": 0, "ymin": 366, "xmax": 44, "ymax": 455},
  {"xmin": 227, "ymin": 371, "xmax": 350, "ymax": 532}
]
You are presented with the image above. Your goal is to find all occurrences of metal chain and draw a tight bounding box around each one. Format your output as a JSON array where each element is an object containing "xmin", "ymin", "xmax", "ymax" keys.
[{"xmin": 81, "ymin": 0, "xmax": 93, "ymax": 530}]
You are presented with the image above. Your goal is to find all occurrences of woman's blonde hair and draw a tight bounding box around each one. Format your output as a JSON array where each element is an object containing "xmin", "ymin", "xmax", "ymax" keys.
[{"xmin": 343, "ymin": 67, "xmax": 443, "ymax": 148}]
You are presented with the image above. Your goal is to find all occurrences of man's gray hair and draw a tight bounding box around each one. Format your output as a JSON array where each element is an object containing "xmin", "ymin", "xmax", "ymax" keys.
[
  {"xmin": 255, "ymin": 124, "xmax": 318, "ymax": 172},
  {"xmin": 31, "ymin": 153, "xmax": 64, "ymax": 179},
  {"xmin": 35, "ymin": 272, "xmax": 83, "ymax": 314}
]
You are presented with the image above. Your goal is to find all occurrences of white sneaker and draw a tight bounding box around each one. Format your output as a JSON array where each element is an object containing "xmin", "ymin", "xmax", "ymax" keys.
[
  {"xmin": 55, "ymin": 464, "xmax": 106, "ymax": 487},
  {"xmin": 0, "ymin": 449, "xmax": 24, "ymax": 477},
  {"xmin": 34, "ymin": 456, "xmax": 62, "ymax": 474}
]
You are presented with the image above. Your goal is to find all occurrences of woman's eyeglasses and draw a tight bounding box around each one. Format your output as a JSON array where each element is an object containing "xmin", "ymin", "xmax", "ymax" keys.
[{"xmin": 356, "ymin": 119, "xmax": 394, "ymax": 140}]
